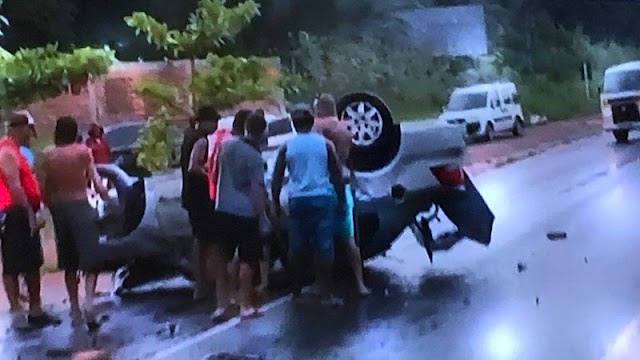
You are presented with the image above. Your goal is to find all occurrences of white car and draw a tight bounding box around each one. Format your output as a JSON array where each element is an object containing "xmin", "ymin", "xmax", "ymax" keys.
[
  {"xmin": 90, "ymin": 93, "xmax": 495, "ymax": 293},
  {"xmin": 438, "ymin": 82, "xmax": 525, "ymax": 141},
  {"xmin": 600, "ymin": 61, "xmax": 640, "ymax": 143}
]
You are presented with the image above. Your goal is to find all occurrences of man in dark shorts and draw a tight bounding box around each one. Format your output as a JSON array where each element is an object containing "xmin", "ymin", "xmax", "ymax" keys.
[
  {"xmin": 182, "ymin": 106, "xmax": 221, "ymax": 301},
  {"xmin": 213, "ymin": 112, "xmax": 268, "ymax": 319},
  {"xmin": 42, "ymin": 117, "xmax": 111, "ymax": 325},
  {"xmin": 0, "ymin": 113, "xmax": 59, "ymax": 327}
]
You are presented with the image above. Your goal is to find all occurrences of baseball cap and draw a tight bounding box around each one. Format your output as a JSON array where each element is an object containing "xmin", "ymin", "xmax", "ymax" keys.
[{"xmin": 11, "ymin": 110, "xmax": 37, "ymax": 137}]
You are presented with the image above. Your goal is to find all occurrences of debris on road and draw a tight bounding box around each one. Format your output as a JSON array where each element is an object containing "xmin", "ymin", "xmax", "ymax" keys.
[
  {"xmin": 584, "ymin": 256, "xmax": 588, "ymax": 264},
  {"xmin": 205, "ymin": 353, "xmax": 265, "ymax": 360},
  {"xmin": 536, "ymin": 297, "xmax": 540, "ymax": 306},
  {"xmin": 517, "ymin": 262, "xmax": 527, "ymax": 273},
  {"xmin": 546, "ymin": 232, "xmax": 568, "ymax": 241},
  {"xmin": 46, "ymin": 348, "xmax": 74, "ymax": 358},
  {"xmin": 384, "ymin": 288, "xmax": 390, "ymax": 297}
]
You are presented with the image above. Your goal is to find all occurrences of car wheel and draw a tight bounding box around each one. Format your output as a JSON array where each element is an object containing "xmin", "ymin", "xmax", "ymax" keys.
[
  {"xmin": 337, "ymin": 93, "xmax": 401, "ymax": 172},
  {"xmin": 90, "ymin": 166, "xmax": 145, "ymax": 239},
  {"xmin": 512, "ymin": 117, "xmax": 524, "ymax": 137},
  {"xmin": 484, "ymin": 122, "xmax": 495, "ymax": 142},
  {"xmin": 613, "ymin": 129, "xmax": 629, "ymax": 143}
]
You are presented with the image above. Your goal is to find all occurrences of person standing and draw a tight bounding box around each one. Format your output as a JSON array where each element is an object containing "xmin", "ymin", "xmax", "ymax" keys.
[
  {"xmin": 192, "ymin": 109, "xmax": 252, "ymax": 307},
  {"xmin": 313, "ymin": 94, "xmax": 370, "ymax": 296},
  {"xmin": 85, "ymin": 124, "xmax": 111, "ymax": 164},
  {"xmin": 271, "ymin": 107, "xmax": 345, "ymax": 305},
  {"xmin": 212, "ymin": 112, "xmax": 268, "ymax": 319},
  {"xmin": 42, "ymin": 117, "xmax": 111, "ymax": 325},
  {"xmin": 0, "ymin": 113, "xmax": 59, "ymax": 327},
  {"xmin": 181, "ymin": 107, "xmax": 221, "ymax": 301}
]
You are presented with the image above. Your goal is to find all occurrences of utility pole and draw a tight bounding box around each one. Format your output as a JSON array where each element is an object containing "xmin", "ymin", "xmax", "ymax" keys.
[{"xmin": 582, "ymin": 62, "xmax": 591, "ymax": 99}]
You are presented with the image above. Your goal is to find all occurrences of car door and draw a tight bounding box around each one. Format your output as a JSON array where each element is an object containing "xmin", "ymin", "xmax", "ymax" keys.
[{"xmin": 493, "ymin": 88, "xmax": 511, "ymax": 131}]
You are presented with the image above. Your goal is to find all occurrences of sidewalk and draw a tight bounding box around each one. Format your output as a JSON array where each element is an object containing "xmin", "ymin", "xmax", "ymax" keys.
[{"xmin": 465, "ymin": 115, "xmax": 603, "ymax": 176}]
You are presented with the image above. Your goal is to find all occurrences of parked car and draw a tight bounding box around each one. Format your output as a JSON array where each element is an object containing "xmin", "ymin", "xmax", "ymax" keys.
[
  {"xmin": 93, "ymin": 121, "xmax": 184, "ymax": 177},
  {"xmin": 438, "ymin": 82, "xmax": 525, "ymax": 141},
  {"xmin": 90, "ymin": 93, "xmax": 495, "ymax": 293},
  {"xmin": 600, "ymin": 61, "xmax": 640, "ymax": 143}
]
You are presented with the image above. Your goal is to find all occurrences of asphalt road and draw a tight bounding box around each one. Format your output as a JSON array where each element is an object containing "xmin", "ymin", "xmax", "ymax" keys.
[{"xmin": 3, "ymin": 118, "xmax": 640, "ymax": 360}]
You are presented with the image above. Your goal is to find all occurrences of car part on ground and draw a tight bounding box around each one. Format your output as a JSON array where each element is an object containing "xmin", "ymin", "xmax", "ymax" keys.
[{"xmin": 613, "ymin": 129, "xmax": 629, "ymax": 143}]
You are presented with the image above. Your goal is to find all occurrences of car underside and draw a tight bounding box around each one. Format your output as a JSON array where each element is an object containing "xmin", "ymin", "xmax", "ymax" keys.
[{"xmin": 88, "ymin": 92, "xmax": 495, "ymax": 294}]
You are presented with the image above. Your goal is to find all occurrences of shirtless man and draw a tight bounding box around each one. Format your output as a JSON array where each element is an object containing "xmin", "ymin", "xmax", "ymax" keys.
[
  {"xmin": 42, "ymin": 117, "xmax": 110, "ymax": 325},
  {"xmin": 313, "ymin": 94, "xmax": 370, "ymax": 296}
]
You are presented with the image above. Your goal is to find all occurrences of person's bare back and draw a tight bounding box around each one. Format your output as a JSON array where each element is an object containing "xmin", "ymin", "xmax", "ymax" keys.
[{"xmin": 43, "ymin": 144, "xmax": 100, "ymax": 203}]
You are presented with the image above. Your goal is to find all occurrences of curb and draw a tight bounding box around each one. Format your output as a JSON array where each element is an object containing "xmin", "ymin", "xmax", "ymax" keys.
[{"xmin": 149, "ymin": 295, "xmax": 293, "ymax": 360}]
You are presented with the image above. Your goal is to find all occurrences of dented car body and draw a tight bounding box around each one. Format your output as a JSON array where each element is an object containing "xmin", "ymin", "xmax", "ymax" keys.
[{"xmin": 91, "ymin": 93, "xmax": 494, "ymax": 292}]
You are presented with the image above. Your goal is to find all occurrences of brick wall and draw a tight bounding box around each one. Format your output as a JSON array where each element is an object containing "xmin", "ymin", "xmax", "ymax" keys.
[{"xmin": 19, "ymin": 58, "xmax": 285, "ymax": 137}]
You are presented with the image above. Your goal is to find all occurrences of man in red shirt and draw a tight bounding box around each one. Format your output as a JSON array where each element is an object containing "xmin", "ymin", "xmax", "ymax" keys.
[{"xmin": 0, "ymin": 114, "xmax": 59, "ymax": 327}]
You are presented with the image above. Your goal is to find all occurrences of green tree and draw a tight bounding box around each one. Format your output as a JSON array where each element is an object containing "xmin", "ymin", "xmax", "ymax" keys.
[{"xmin": 125, "ymin": 0, "xmax": 261, "ymax": 109}]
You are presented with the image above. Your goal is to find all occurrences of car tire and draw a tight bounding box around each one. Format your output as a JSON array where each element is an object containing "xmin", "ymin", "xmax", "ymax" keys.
[
  {"xmin": 613, "ymin": 129, "xmax": 629, "ymax": 143},
  {"xmin": 337, "ymin": 93, "xmax": 401, "ymax": 172},
  {"xmin": 484, "ymin": 122, "xmax": 495, "ymax": 142},
  {"xmin": 94, "ymin": 166, "xmax": 145, "ymax": 239},
  {"xmin": 512, "ymin": 117, "xmax": 524, "ymax": 137}
]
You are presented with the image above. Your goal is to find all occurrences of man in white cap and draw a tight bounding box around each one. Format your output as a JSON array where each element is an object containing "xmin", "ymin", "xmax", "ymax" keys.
[{"xmin": 13, "ymin": 110, "xmax": 37, "ymax": 169}]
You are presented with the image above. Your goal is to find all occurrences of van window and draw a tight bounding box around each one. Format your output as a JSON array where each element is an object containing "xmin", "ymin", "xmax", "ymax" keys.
[
  {"xmin": 504, "ymin": 96, "xmax": 513, "ymax": 105},
  {"xmin": 446, "ymin": 92, "xmax": 488, "ymax": 111},
  {"xmin": 603, "ymin": 69, "xmax": 640, "ymax": 93}
]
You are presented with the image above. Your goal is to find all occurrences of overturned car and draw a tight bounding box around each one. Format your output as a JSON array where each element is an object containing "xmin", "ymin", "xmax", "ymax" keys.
[{"xmin": 90, "ymin": 93, "xmax": 494, "ymax": 293}]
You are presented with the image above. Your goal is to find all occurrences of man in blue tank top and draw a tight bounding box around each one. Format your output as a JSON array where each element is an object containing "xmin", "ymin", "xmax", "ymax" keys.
[{"xmin": 272, "ymin": 107, "xmax": 345, "ymax": 305}]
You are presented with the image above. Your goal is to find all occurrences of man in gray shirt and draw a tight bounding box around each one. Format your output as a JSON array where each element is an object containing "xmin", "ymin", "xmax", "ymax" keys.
[{"xmin": 212, "ymin": 113, "xmax": 268, "ymax": 320}]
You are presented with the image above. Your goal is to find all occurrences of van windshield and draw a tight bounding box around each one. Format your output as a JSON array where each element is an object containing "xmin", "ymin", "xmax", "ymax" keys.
[
  {"xmin": 446, "ymin": 92, "xmax": 488, "ymax": 111},
  {"xmin": 603, "ymin": 69, "xmax": 640, "ymax": 93}
]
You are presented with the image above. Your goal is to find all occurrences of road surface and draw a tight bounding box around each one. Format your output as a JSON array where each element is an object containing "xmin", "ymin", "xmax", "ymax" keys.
[{"xmin": 4, "ymin": 117, "xmax": 640, "ymax": 360}]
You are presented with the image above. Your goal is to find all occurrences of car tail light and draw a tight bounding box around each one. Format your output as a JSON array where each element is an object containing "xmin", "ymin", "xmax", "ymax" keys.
[{"xmin": 430, "ymin": 164, "xmax": 465, "ymax": 187}]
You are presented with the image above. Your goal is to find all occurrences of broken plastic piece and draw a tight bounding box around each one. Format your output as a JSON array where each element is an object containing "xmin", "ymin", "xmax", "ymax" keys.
[
  {"xmin": 546, "ymin": 232, "xmax": 567, "ymax": 241},
  {"xmin": 517, "ymin": 262, "xmax": 527, "ymax": 273}
]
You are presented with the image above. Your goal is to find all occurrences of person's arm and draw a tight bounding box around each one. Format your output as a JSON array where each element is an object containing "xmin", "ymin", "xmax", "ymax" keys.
[
  {"xmin": 41, "ymin": 151, "xmax": 55, "ymax": 206},
  {"xmin": 85, "ymin": 149, "xmax": 109, "ymax": 200},
  {"xmin": 0, "ymin": 148, "xmax": 36, "ymax": 231},
  {"xmin": 271, "ymin": 145, "xmax": 287, "ymax": 216},
  {"xmin": 188, "ymin": 138, "xmax": 208, "ymax": 177},
  {"xmin": 326, "ymin": 141, "xmax": 346, "ymax": 205},
  {"xmin": 248, "ymin": 155, "xmax": 268, "ymax": 218}
]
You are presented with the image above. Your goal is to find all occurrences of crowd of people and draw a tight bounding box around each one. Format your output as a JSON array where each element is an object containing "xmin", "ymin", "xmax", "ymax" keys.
[
  {"xmin": 0, "ymin": 92, "xmax": 368, "ymax": 331},
  {"xmin": 181, "ymin": 93, "xmax": 370, "ymax": 321}
]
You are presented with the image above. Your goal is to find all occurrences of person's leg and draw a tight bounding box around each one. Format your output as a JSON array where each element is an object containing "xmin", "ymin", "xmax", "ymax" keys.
[
  {"xmin": 3, "ymin": 206, "xmax": 58, "ymax": 324},
  {"xmin": 211, "ymin": 213, "xmax": 236, "ymax": 320},
  {"xmin": 2, "ymin": 275, "xmax": 21, "ymax": 312},
  {"xmin": 257, "ymin": 241, "xmax": 270, "ymax": 294},
  {"xmin": 339, "ymin": 186, "xmax": 370, "ymax": 296},
  {"xmin": 64, "ymin": 271, "xmax": 80, "ymax": 313},
  {"xmin": 51, "ymin": 203, "xmax": 84, "ymax": 318},
  {"xmin": 287, "ymin": 198, "xmax": 311, "ymax": 298},
  {"xmin": 188, "ymin": 207, "xmax": 209, "ymax": 300},
  {"xmin": 311, "ymin": 196, "xmax": 339, "ymax": 303},
  {"xmin": 237, "ymin": 217, "xmax": 262, "ymax": 317},
  {"xmin": 1, "ymin": 210, "xmax": 24, "ymax": 312}
]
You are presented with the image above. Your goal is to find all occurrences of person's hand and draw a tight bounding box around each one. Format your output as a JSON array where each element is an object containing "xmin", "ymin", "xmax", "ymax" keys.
[{"xmin": 27, "ymin": 208, "xmax": 37, "ymax": 236}]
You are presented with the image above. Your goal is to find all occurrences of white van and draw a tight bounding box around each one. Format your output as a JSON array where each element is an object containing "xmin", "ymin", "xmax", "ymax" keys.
[
  {"xmin": 438, "ymin": 82, "xmax": 525, "ymax": 141},
  {"xmin": 600, "ymin": 61, "xmax": 640, "ymax": 143}
]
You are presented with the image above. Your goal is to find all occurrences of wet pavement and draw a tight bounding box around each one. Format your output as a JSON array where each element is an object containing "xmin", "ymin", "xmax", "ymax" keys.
[{"xmin": 3, "ymin": 120, "xmax": 640, "ymax": 359}]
